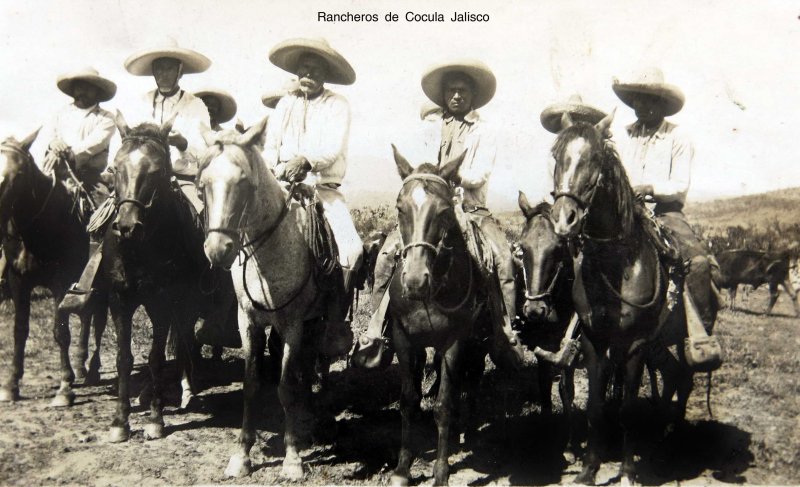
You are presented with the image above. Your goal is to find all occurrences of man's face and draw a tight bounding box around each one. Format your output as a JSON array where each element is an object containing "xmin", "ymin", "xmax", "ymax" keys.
[
  {"xmin": 295, "ymin": 54, "xmax": 328, "ymax": 97},
  {"xmin": 443, "ymin": 76, "xmax": 474, "ymax": 116},
  {"xmin": 151, "ymin": 57, "xmax": 183, "ymax": 93},
  {"xmin": 631, "ymin": 93, "xmax": 666, "ymax": 127},
  {"xmin": 201, "ymin": 95, "xmax": 221, "ymax": 124},
  {"xmin": 71, "ymin": 80, "xmax": 101, "ymax": 109}
]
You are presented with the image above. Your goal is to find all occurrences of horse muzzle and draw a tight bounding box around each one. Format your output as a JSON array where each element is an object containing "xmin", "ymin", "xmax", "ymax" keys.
[
  {"xmin": 401, "ymin": 266, "xmax": 431, "ymax": 300},
  {"xmin": 551, "ymin": 198, "xmax": 583, "ymax": 238},
  {"xmin": 204, "ymin": 233, "xmax": 238, "ymax": 269},
  {"xmin": 112, "ymin": 210, "xmax": 144, "ymax": 241},
  {"xmin": 523, "ymin": 299, "xmax": 550, "ymax": 321}
]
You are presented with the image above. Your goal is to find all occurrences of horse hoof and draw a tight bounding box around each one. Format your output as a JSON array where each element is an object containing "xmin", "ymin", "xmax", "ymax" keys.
[
  {"xmin": 390, "ymin": 474, "xmax": 410, "ymax": 486},
  {"xmin": 433, "ymin": 461, "xmax": 450, "ymax": 486},
  {"xmin": 620, "ymin": 475, "xmax": 638, "ymax": 487},
  {"xmin": 574, "ymin": 469, "xmax": 597, "ymax": 486},
  {"xmin": 180, "ymin": 392, "xmax": 196, "ymax": 411},
  {"xmin": 50, "ymin": 391, "xmax": 75, "ymax": 408},
  {"xmin": 143, "ymin": 422, "xmax": 165, "ymax": 440},
  {"xmin": 108, "ymin": 425, "xmax": 130, "ymax": 443},
  {"xmin": 224, "ymin": 454, "xmax": 252, "ymax": 478},
  {"xmin": 75, "ymin": 366, "xmax": 89, "ymax": 381},
  {"xmin": 563, "ymin": 450, "xmax": 577, "ymax": 465},
  {"xmin": 280, "ymin": 459, "xmax": 305, "ymax": 480},
  {"xmin": 0, "ymin": 387, "xmax": 20, "ymax": 402}
]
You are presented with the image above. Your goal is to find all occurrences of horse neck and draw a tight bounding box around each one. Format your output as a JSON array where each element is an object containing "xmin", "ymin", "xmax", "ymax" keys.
[
  {"xmin": 13, "ymin": 160, "xmax": 72, "ymax": 234},
  {"xmin": 584, "ymin": 155, "xmax": 638, "ymax": 244},
  {"xmin": 246, "ymin": 155, "xmax": 297, "ymax": 242}
]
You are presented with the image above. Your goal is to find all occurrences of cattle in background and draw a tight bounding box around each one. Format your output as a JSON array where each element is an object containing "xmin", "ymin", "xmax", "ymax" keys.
[{"xmin": 713, "ymin": 249, "xmax": 800, "ymax": 316}]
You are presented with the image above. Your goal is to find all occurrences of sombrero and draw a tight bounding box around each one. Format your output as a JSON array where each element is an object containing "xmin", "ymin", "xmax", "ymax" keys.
[
  {"xmin": 421, "ymin": 59, "xmax": 496, "ymax": 109},
  {"xmin": 261, "ymin": 78, "xmax": 301, "ymax": 108},
  {"xmin": 56, "ymin": 67, "xmax": 117, "ymax": 102},
  {"xmin": 540, "ymin": 94, "xmax": 607, "ymax": 133},
  {"xmin": 268, "ymin": 38, "xmax": 355, "ymax": 85},
  {"xmin": 612, "ymin": 67, "xmax": 685, "ymax": 116},
  {"xmin": 194, "ymin": 88, "xmax": 237, "ymax": 124},
  {"xmin": 124, "ymin": 37, "xmax": 211, "ymax": 76}
]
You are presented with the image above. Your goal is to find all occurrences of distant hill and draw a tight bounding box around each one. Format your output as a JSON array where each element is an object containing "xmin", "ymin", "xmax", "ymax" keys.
[{"xmin": 685, "ymin": 187, "xmax": 800, "ymax": 234}]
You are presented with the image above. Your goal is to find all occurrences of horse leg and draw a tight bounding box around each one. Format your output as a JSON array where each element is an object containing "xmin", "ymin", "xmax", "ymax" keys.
[
  {"xmin": 224, "ymin": 318, "xmax": 265, "ymax": 478},
  {"xmin": 138, "ymin": 302, "xmax": 174, "ymax": 440},
  {"xmin": 176, "ymin": 313, "xmax": 198, "ymax": 411},
  {"xmin": 75, "ymin": 308, "xmax": 92, "ymax": 382},
  {"xmin": 108, "ymin": 295, "xmax": 136, "ymax": 443},
  {"xmin": 278, "ymin": 324, "xmax": 306, "ymax": 480},
  {"xmin": 433, "ymin": 339, "xmax": 463, "ymax": 486},
  {"xmin": 85, "ymin": 291, "xmax": 108, "ymax": 385},
  {"xmin": 538, "ymin": 361, "xmax": 553, "ymax": 416},
  {"xmin": 782, "ymin": 278, "xmax": 800, "ymax": 317},
  {"xmin": 559, "ymin": 365, "xmax": 579, "ymax": 464},
  {"xmin": 391, "ymin": 327, "xmax": 419, "ymax": 486},
  {"xmin": 766, "ymin": 281, "xmax": 779, "ymax": 315},
  {"xmin": 574, "ymin": 341, "xmax": 607, "ymax": 485},
  {"xmin": 619, "ymin": 348, "xmax": 646, "ymax": 485},
  {"xmin": 0, "ymin": 279, "xmax": 32, "ymax": 402},
  {"xmin": 460, "ymin": 339, "xmax": 486, "ymax": 447},
  {"xmin": 51, "ymin": 292, "xmax": 77, "ymax": 407},
  {"xmin": 728, "ymin": 287, "xmax": 736, "ymax": 311}
]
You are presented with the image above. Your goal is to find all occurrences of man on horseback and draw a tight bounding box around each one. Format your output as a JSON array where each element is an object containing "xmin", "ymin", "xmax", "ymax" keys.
[
  {"xmin": 352, "ymin": 60, "xmax": 523, "ymax": 370},
  {"xmin": 60, "ymin": 38, "xmax": 212, "ymax": 313},
  {"xmin": 195, "ymin": 88, "xmax": 238, "ymax": 132},
  {"xmin": 614, "ymin": 67, "xmax": 722, "ymax": 370},
  {"xmin": 261, "ymin": 37, "xmax": 363, "ymax": 354}
]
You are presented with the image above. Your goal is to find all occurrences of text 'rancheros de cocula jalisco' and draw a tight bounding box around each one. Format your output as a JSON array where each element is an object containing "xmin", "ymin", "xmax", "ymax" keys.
[{"xmin": 317, "ymin": 11, "xmax": 490, "ymax": 23}]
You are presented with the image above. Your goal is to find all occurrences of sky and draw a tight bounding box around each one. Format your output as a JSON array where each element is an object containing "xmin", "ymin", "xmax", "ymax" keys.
[{"xmin": 1, "ymin": 0, "xmax": 798, "ymax": 210}]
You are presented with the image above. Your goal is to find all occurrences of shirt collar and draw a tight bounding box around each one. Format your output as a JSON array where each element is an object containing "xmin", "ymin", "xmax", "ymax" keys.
[
  {"xmin": 442, "ymin": 109, "xmax": 480, "ymax": 125},
  {"xmin": 71, "ymin": 103, "xmax": 99, "ymax": 116},
  {"xmin": 626, "ymin": 119, "xmax": 668, "ymax": 140}
]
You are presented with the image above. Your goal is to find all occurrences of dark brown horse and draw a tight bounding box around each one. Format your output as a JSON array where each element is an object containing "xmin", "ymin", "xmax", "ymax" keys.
[
  {"xmin": 386, "ymin": 146, "xmax": 501, "ymax": 486},
  {"xmin": 103, "ymin": 119, "xmax": 213, "ymax": 443},
  {"xmin": 0, "ymin": 131, "xmax": 107, "ymax": 406},
  {"xmin": 549, "ymin": 112, "xmax": 670, "ymax": 485}
]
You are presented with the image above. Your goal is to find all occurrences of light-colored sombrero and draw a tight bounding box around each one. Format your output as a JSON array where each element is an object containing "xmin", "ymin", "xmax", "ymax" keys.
[
  {"xmin": 261, "ymin": 78, "xmax": 301, "ymax": 108},
  {"xmin": 421, "ymin": 59, "xmax": 496, "ymax": 110},
  {"xmin": 56, "ymin": 67, "xmax": 117, "ymax": 102},
  {"xmin": 194, "ymin": 88, "xmax": 237, "ymax": 124},
  {"xmin": 612, "ymin": 67, "xmax": 685, "ymax": 116},
  {"xmin": 269, "ymin": 38, "xmax": 355, "ymax": 85},
  {"xmin": 124, "ymin": 37, "xmax": 211, "ymax": 76},
  {"xmin": 540, "ymin": 94, "xmax": 607, "ymax": 133}
]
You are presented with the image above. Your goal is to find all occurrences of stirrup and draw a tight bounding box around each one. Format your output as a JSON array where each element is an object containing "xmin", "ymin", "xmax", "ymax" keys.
[
  {"xmin": 534, "ymin": 338, "xmax": 580, "ymax": 369},
  {"xmin": 684, "ymin": 335, "xmax": 723, "ymax": 372},
  {"xmin": 66, "ymin": 283, "xmax": 91, "ymax": 295},
  {"xmin": 351, "ymin": 335, "xmax": 393, "ymax": 370}
]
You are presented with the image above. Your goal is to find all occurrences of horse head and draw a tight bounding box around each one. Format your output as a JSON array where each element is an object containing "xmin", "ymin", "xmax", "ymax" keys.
[
  {"xmin": 392, "ymin": 144, "xmax": 465, "ymax": 300},
  {"xmin": 550, "ymin": 110, "xmax": 623, "ymax": 239},
  {"xmin": 111, "ymin": 115, "xmax": 175, "ymax": 240},
  {"xmin": 517, "ymin": 193, "xmax": 567, "ymax": 322},
  {"xmin": 0, "ymin": 129, "xmax": 40, "ymax": 226},
  {"xmin": 197, "ymin": 117, "xmax": 269, "ymax": 269}
]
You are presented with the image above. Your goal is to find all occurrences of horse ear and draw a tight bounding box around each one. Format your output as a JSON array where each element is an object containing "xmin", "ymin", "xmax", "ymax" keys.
[
  {"xmin": 19, "ymin": 127, "xmax": 40, "ymax": 152},
  {"xmin": 159, "ymin": 111, "xmax": 179, "ymax": 137},
  {"xmin": 392, "ymin": 144, "xmax": 414, "ymax": 179},
  {"xmin": 518, "ymin": 191, "xmax": 534, "ymax": 219},
  {"xmin": 237, "ymin": 116, "xmax": 269, "ymax": 147},
  {"xmin": 595, "ymin": 107, "xmax": 616, "ymax": 138},
  {"xmin": 439, "ymin": 149, "xmax": 466, "ymax": 182},
  {"xmin": 234, "ymin": 118, "xmax": 246, "ymax": 134},
  {"xmin": 199, "ymin": 123, "xmax": 217, "ymax": 146},
  {"xmin": 114, "ymin": 110, "xmax": 129, "ymax": 139},
  {"xmin": 560, "ymin": 112, "xmax": 574, "ymax": 130}
]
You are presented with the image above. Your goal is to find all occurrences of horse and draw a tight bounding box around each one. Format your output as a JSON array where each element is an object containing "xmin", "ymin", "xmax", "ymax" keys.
[
  {"xmin": 102, "ymin": 118, "xmax": 220, "ymax": 443},
  {"xmin": 197, "ymin": 119, "xmax": 348, "ymax": 480},
  {"xmin": 0, "ymin": 131, "xmax": 107, "ymax": 406},
  {"xmin": 549, "ymin": 112, "xmax": 672, "ymax": 485}
]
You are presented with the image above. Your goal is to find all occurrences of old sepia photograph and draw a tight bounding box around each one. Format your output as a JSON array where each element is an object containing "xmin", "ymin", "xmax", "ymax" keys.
[{"xmin": 0, "ymin": 0, "xmax": 798, "ymax": 485}]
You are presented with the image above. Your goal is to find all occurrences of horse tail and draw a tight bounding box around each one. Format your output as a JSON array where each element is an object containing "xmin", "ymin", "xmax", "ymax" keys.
[{"xmin": 706, "ymin": 370, "xmax": 714, "ymax": 419}]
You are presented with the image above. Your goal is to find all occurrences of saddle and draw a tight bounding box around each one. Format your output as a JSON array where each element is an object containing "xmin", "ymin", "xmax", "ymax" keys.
[
  {"xmin": 637, "ymin": 205, "xmax": 681, "ymax": 264},
  {"xmin": 454, "ymin": 203, "xmax": 495, "ymax": 278},
  {"xmin": 294, "ymin": 184, "xmax": 340, "ymax": 281}
]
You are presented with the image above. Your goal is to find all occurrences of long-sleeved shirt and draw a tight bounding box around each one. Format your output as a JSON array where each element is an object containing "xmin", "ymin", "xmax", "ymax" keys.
[
  {"xmin": 619, "ymin": 119, "xmax": 694, "ymax": 207},
  {"xmin": 34, "ymin": 103, "xmax": 116, "ymax": 175},
  {"xmin": 263, "ymin": 89, "xmax": 350, "ymax": 186},
  {"xmin": 419, "ymin": 109, "xmax": 497, "ymax": 208},
  {"xmin": 117, "ymin": 88, "xmax": 210, "ymax": 167}
]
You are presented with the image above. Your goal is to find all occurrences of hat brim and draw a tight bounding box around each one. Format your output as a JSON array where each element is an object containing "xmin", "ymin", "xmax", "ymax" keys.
[
  {"xmin": 56, "ymin": 74, "xmax": 117, "ymax": 102},
  {"xmin": 612, "ymin": 82, "xmax": 685, "ymax": 116},
  {"xmin": 269, "ymin": 39, "xmax": 355, "ymax": 85},
  {"xmin": 421, "ymin": 61, "xmax": 496, "ymax": 109},
  {"xmin": 195, "ymin": 90, "xmax": 237, "ymax": 124},
  {"xmin": 124, "ymin": 47, "xmax": 211, "ymax": 76},
  {"xmin": 540, "ymin": 103, "xmax": 607, "ymax": 133}
]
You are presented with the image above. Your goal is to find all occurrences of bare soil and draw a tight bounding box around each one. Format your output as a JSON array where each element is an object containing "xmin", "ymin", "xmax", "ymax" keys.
[{"xmin": 0, "ymin": 286, "xmax": 798, "ymax": 486}]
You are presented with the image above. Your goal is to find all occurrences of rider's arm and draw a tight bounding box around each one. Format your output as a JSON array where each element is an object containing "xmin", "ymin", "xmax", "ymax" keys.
[
  {"xmin": 302, "ymin": 94, "xmax": 350, "ymax": 172},
  {"xmin": 651, "ymin": 129, "xmax": 693, "ymax": 204},
  {"xmin": 458, "ymin": 127, "xmax": 496, "ymax": 189},
  {"xmin": 69, "ymin": 111, "xmax": 116, "ymax": 172}
]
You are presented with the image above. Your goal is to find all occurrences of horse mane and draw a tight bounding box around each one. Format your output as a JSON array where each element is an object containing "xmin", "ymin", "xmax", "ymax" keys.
[
  {"xmin": 119, "ymin": 123, "xmax": 170, "ymax": 162},
  {"xmin": 551, "ymin": 122, "xmax": 638, "ymax": 238}
]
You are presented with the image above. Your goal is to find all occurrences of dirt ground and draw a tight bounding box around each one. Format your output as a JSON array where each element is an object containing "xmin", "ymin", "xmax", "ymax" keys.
[{"xmin": 0, "ymin": 286, "xmax": 798, "ymax": 486}]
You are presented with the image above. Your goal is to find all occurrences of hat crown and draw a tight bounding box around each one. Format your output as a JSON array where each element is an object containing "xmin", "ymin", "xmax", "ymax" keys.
[
  {"xmin": 566, "ymin": 94, "xmax": 585, "ymax": 103},
  {"xmin": 626, "ymin": 66, "xmax": 666, "ymax": 85},
  {"xmin": 148, "ymin": 36, "xmax": 180, "ymax": 49}
]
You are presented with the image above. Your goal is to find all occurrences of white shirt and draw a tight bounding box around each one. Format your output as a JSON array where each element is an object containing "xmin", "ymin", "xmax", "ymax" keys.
[
  {"xmin": 262, "ymin": 89, "xmax": 350, "ymax": 186},
  {"xmin": 34, "ymin": 103, "xmax": 116, "ymax": 173}
]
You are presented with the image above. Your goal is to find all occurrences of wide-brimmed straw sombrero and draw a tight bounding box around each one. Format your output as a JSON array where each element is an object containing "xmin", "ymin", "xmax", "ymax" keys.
[
  {"xmin": 540, "ymin": 94, "xmax": 607, "ymax": 133},
  {"xmin": 194, "ymin": 88, "xmax": 237, "ymax": 124},
  {"xmin": 421, "ymin": 59, "xmax": 496, "ymax": 110},
  {"xmin": 124, "ymin": 37, "xmax": 211, "ymax": 76},
  {"xmin": 612, "ymin": 67, "xmax": 685, "ymax": 116},
  {"xmin": 56, "ymin": 67, "xmax": 117, "ymax": 102},
  {"xmin": 268, "ymin": 38, "xmax": 355, "ymax": 85},
  {"xmin": 261, "ymin": 78, "xmax": 301, "ymax": 108}
]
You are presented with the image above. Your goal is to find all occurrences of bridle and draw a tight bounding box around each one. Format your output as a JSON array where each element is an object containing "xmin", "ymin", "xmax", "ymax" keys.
[
  {"xmin": 397, "ymin": 173, "xmax": 454, "ymax": 260},
  {"xmin": 115, "ymin": 134, "xmax": 171, "ymax": 213}
]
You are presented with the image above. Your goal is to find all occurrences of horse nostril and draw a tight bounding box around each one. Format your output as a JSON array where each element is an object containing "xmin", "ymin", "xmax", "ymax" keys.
[
  {"xmin": 111, "ymin": 221, "xmax": 119, "ymax": 231},
  {"xmin": 566, "ymin": 210, "xmax": 576, "ymax": 225}
]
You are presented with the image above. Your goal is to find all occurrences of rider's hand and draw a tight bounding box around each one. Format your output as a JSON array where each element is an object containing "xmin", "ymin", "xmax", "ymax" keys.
[
  {"xmin": 168, "ymin": 131, "xmax": 188, "ymax": 152},
  {"xmin": 49, "ymin": 139, "xmax": 69, "ymax": 154},
  {"xmin": 633, "ymin": 184, "xmax": 654, "ymax": 203},
  {"xmin": 283, "ymin": 156, "xmax": 312, "ymax": 182}
]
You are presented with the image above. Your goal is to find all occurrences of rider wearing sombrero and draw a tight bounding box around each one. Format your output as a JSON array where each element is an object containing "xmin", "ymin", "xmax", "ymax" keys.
[
  {"xmin": 614, "ymin": 67, "xmax": 722, "ymax": 371},
  {"xmin": 60, "ymin": 38, "xmax": 213, "ymax": 314},
  {"xmin": 352, "ymin": 60, "xmax": 524, "ymax": 370},
  {"xmin": 261, "ymin": 37, "xmax": 364, "ymax": 356},
  {"xmin": 195, "ymin": 88, "xmax": 238, "ymax": 132}
]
